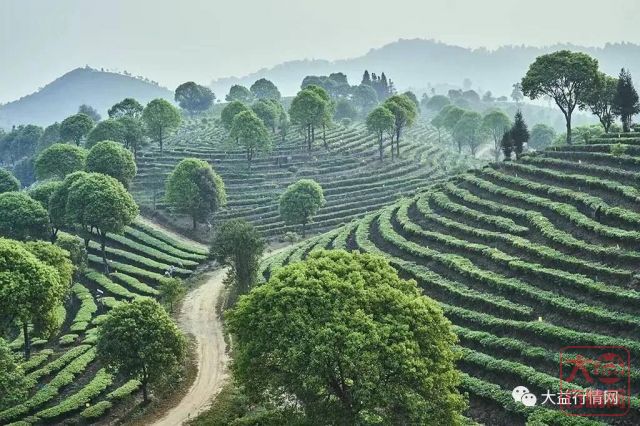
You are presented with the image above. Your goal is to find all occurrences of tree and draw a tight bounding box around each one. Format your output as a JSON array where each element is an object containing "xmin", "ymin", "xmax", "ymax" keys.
[
  {"xmin": 158, "ymin": 277, "xmax": 185, "ymax": 313},
  {"xmin": 383, "ymin": 95, "xmax": 417, "ymax": 158},
  {"xmin": 351, "ymin": 84, "xmax": 378, "ymax": 116},
  {"xmin": 0, "ymin": 192, "xmax": 49, "ymax": 241},
  {"xmin": 60, "ymin": 113, "xmax": 94, "ymax": 146},
  {"xmin": 251, "ymin": 99, "xmax": 279, "ymax": 132},
  {"xmin": 334, "ymin": 99, "xmax": 357, "ymax": 121},
  {"xmin": 210, "ymin": 219, "xmax": 265, "ymax": 302},
  {"xmin": 221, "ymin": 101, "xmax": 250, "ymax": 131},
  {"xmin": 227, "ymin": 250, "xmax": 466, "ymax": 425},
  {"xmin": 453, "ymin": 111, "xmax": 484, "ymax": 156},
  {"xmin": 78, "ymin": 104, "xmax": 101, "ymax": 122},
  {"xmin": 35, "ymin": 143, "xmax": 87, "ymax": 180},
  {"xmin": 165, "ymin": 158, "xmax": 226, "ymax": 230},
  {"xmin": 521, "ymin": 50, "xmax": 599, "ymax": 144},
  {"xmin": 482, "ymin": 91, "xmax": 495, "ymax": 103},
  {"xmin": 29, "ymin": 180, "xmax": 62, "ymax": 211},
  {"xmin": 118, "ymin": 116, "xmax": 147, "ymax": 159},
  {"xmin": 0, "ymin": 238, "xmax": 67, "ymax": 359},
  {"xmin": 511, "ymin": 83, "xmax": 524, "ymax": 104},
  {"xmin": 529, "ymin": 123, "xmax": 556, "ymax": 150},
  {"xmin": 142, "ymin": 99, "xmax": 182, "ymax": 152},
  {"xmin": 0, "ymin": 169, "xmax": 20, "ymax": 193},
  {"xmin": 366, "ymin": 106, "xmax": 395, "ymax": 161},
  {"xmin": 230, "ymin": 110, "xmax": 271, "ymax": 170},
  {"xmin": 1, "ymin": 125, "xmax": 43, "ymax": 164},
  {"xmin": 86, "ymin": 119, "xmax": 125, "ymax": 148},
  {"xmin": 279, "ymin": 179, "xmax": 325, "ymax": 237},
  {"xmin": 24, "ymin": 240, "xmax": 74, "ymax": 289},
  {"xmin": 86, "ymin": 141, "xmax": 137, "ymax": 187},
  {"xmin": 49, "ymin": 172, "xmax": 88, "ymax": 243},
  {"xmin": 55, "ymin": 233, "xmax": 88, "ymax": 278},
  {"xmin": 481, "ymin": 110, "xmax": 511, "ymax": 161},
  {"xmin": 250, "ymin": 78, "xmax": 281, "ymax": 101},
  {"xmin": 174, "ymin": 81, "xmax": 215, "ymax": 115},
  {"xmin": 613, "ymin": 68, "xmax": 640, "ymax": 132},
  {"xmin": 510, "ymin": 111, "xmax": 529, "ymax": 159},
  {"xmin": 37, "ymin": 122, "xmax": 61, "ymax": 153},
  {"xmin": 66, "ymin": 173, "xmax": 139, "ymax": 272},
  {"xmin": 402, "ymin": 91, "xmax": 421, "ymax": 113},
  {"xmin": 501, "ymin": 130, "xmax": 514, "ymax": 160},
  {"xmin": 425, "ymin": 95, "xmax": 451, "ymax": 112},
  {"xmin": 108, "ymin": 98, "xmax": 144, "ymax": 119},
  {"xmin": 226, "ymin": 85, "xmax": 254, "ymax": 103},
  {"xmin": 97, "ymin": 298, "xmax": 186, "ymax": 402},
  {"xmin": 586, "ymin": 73, "xmax": 618, "ymax": 133},
  {"xmin": 289, "ymin": 89, "xmax": 326, "ymax": 150},
  {"xmin": 305, "ymin": 85, "xmax": 334, "ymax": 149},
  {"xmin": 0, "ymin": 337, "xmax": 29, "ymax": 409}
]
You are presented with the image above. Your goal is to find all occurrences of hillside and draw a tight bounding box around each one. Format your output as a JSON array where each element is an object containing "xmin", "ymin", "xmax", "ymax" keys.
[
  {"xmin": 131, "ymin": 117, "xmax": 479, "ymax": 240},
  {"xmin": 0, "ymin": 67, "xmax": 173, "ymax": 128},
  {"xmin": 211, "ymin": 39, "xmax": 640, "ymax": 98},
  {"xmin": 261, "ymin": 134, "xmax": 640, "ymax": 424},
  {"xmin": 0, "ymin": 219, "xmax": 208, "ymax": 425}
]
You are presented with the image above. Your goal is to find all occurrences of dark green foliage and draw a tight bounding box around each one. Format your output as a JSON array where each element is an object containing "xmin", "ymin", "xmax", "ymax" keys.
[
  {"xmin": 165, "ymin": 158, "xmax": 226, "ymax": 230},
  {"xmin": 221, "ymin": 101, "xmax": 250, "ymax": 131},
  {"xmin": 174, "ymin": 81, "xmax": 215, "ymax": 114},
  {"xmin": 249, "ymin": 78, "xmax": 281, "ymax": 101},
  {"xmin": 0, "ymin": 169, "xmax": 20, "ymax": 193},
  {"xmin": 227, "ymin": 250, "xmax": 466, "ymax": 425},
  {"xmin": 210, "ymin": 219, "xmax": 265, "ymax": 302},
  {"xmin": 250, "ymin": 99, "xmax": 280, "ymax": 132},
  {"xmin": 55, "ymin": 233, "xmax": 88, "ymax": 277},
  {"xmin": 613, "ymin": 68, "xmax": 640, "ymax": 132},
  {"xmin": 0, "ymin": 125, "xmax": 43, "ymax": 164},
  {"xmin": 97, "ymin": 298, "xmax": 186, "ymax": 402},
  {"xmin": 86, "ymin": 140, "xmax": 137, "ymax": 187},
  {"xmin": 108, "ymin": 98, "xmax": 144, "ymax": 119},
  {"xmin": 35, "ymin": 143, "xmax": 87, "ymax": 180},
  {"xmin": 142, "ymin": 98, "xmax": 182, "ymax": 152},
  {"xmin": 333, "ymin": 99, "xmax": 358, "ymax": 121},
  {"xmin": 226, "ymin": 85, "xmax": 254, "ymax": 103},
  {"xmin": 351, "ymin": 84, "xmax": 378, "ymax": 116},
  {"xmin": 510, "ymin": 110, "xmax": 529, "ymax": 159},
  {"xmin": 230, "ymin": 110, "xmax": 271, "ymax": 169},
  {"xmin": 0, "ymin": 192, "xmax": 49, "ymax": 241},
  {"xmin": 586, "ymin": 73, "xmax": 618, "ymax": 133},
  {"xmin": 500, "ymin": 130, "xmax": 514, "ymax": 160},
  {"xmin": 366, "ymin": 106, "xmax": 395, "ymax": 161},
  {"xmin": 78, "ymin": 104, "xmax": 101, "ymax": 122},
  {"xmin": 37, "ymin": 123, "xmax": 61, "ymax": 152},
  {"xmin": 0, "ymin": 338, "xmax": 30, "ymax": 410},
  {"xmin": 86, "ymin": 119, "xmax": 125, "ymax": 148},
  {"xmin": 28, "ymin": 180, "xmax": 62, "ymax": 210},
  {"xmin": 383, "ymin": 94, "xmax": 418, "ymax": 157},
  {"xmin": 117, "ymin": 116, "xmax": 147, "ymax": 159},
  {"xmin": 278, "ymin": 179, "xmax": 325, "ymax": 237},
  {"xmin": 158, "ymin": 277, "xmax": 185, "ymax": 313},
  {"xmin": 60, "ymin": 113, "xmax": 94, "ymax": 146},
  {"xmin": 49, "ymin": 171, "xmax": 87, "ymax": 238}
]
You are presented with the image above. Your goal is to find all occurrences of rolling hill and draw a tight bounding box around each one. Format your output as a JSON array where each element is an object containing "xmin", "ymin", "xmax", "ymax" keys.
[
  {"xmin": 0, "ymin": 67, "xmax": 173, "ymax": 128},
  {"xmin": 261, "ymin": 133, "xmax": 640, "ymax": 424}
]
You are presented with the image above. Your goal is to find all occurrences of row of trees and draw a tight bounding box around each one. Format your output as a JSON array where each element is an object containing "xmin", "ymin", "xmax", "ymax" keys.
[{"xmin": 366, "ymin": 93, "xmax": 419, "ymax": 161}]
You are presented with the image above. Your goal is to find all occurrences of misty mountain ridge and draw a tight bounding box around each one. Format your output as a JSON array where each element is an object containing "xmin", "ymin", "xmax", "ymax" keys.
[
  {"xmin": 0, "ymin": 67, "xmax": 173, "ymax": 128},
  {"xmin": 210, "ymin": 38, "xmax": 640, "ymax": 97}
]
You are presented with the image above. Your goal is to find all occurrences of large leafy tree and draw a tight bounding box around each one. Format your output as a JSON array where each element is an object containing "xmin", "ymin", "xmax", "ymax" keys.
[
  {"xmin": 117, "ymin": 116, "xmax": 147, "ymax": 159},
  {"xmin": 226, "ymin": 85, "xmax": 254, "ymax": 103},
  {"xmin": 453, "ymin": 110, "xmax": 484, "ymax": 156},
  {"xmin": 86, "ymin": 119, "xmax": 125, "ymax": 148},
  {"xmin": 210, "ymin": 219, "xmax": 265, "ymax": 302},
  {"xmin": 174, "ymin": 81, "xmax": 215, "ymax": 115},
  {"xmin": 0, "ymin": 169, "xmax": 20, "ymax": 193},
  {"xmin": 78, "ymin": 104, "xmax": 101, "ymax": 122},
  {"xmin": 383, "ymin": 94, "xmax": 417, "ymax": 158},
  {"xmin": 289, "ymin": 89, "xmax": 326, "ymax": 150},
  {"xmin": 28, "ymin": 180, "xmax": 62, "ymax": 210},
  {"xmin": 0, "ymin": 125, "xmax": 43, "ymax": 164},
  {"xmin": 0, "ymin": 192, "xmax": 49, "ymax": 241},
  {"xmin": 586, "ymin": 73, "xmax": 618, "ymax": 133},
  {"xmin": 86, "ymin": 140, "xmax": 137, "ymax": 187},
  {"xmin": 425, "ymin": 94, "xmax": 451, "ymax": 112},
  {"xmin": 97, "ymin": 298, "xmax": 186, "ymax": 402},
  {"xmin": 366, "ymin": 106, "xmax": 395, "ymax": 161},
  {"xmin": 529, "ymin": 123, "xmax": 556, "ymax": 150},
  {"xmin": 0, "ymin": 338, "xmax": 30, "ymax": 409},
  {"xmin": 165, "ymin": 158, "xmax": 226, "ymax": 230},
  {"xmin": 279, "ymin": 179, "xmax": 325, "ymax": 237},
  {"xmin": 37, "ymin": 122, "xmax": 61, "ymax": 153},
  {"xmin": 221, "ymin": 101, "xmax": 250, "ymax": 131},
  {"xmin": 0, "ymin": 238, "xmax": 67, "ymax": 359},
  {"xmin": 305, "ymin": 85, "xmax": 334, "ymax": 149},
  {"xmin": 142, "ymin": 99, "xmax": 182, "ymax": 152},
  {"xmin": 227, "ymin": 250, "xmax": 466, "ymax": 425},
  {"xmin": 35, "ymin": 143, "xmax": 87, "ymax": 180},
  {"xmin": 510, "ymin": 110, "xmax": 530, "ymax": 159},
  {"xmin": 251, "ymin": 99, "xmax": 279, "ymax": 132},
  {"xmin": 521, "ymin": 50, "xmax": 599, "ymax": 144},
  {"xmin": 250, "ymin": 78, "xmax": 281, "ymax": 101},
  {"xmin": 612, "ymin": 68, "xmax": 640, "ymax": 132},
  {"xmin": 108, "ymin": 98, "xmax": 144, "ymax": 119},
  {"xmin": 351, "ymin": 84, "xmax": 378, "ymax": 116},
  {"xmin": 49, "ymin": 171, "xmax": 88, "ymax": 243},
  {"xmin": 229, "ymin": 110, "xmax": 271, "ymax": 170},
  {"xmin": 60, "ymin": 113, "xmax": 94, "ymax": 146},
  {"xmin": 66, "ymin": 173, "xmax": 139, "ymax": 272},
  {"xmin": 481, "ymin": 109, "xmax": 511, "ymax": 161}
]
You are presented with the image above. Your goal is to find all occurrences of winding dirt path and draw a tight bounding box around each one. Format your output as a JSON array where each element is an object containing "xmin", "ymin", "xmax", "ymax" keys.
[{"xmin": 153, "ymin": 268, "xmax": 229, "ymax": 426}]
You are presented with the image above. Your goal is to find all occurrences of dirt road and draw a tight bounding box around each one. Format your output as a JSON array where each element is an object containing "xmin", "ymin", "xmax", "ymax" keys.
[{"xmin": 153, "ymin": 268, "xmax": 229, "ymax": 426}]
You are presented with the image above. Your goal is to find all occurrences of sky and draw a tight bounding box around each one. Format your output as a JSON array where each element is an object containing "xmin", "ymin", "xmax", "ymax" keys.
[{"xmin": 1, "ymin": 0, "xmax": 639, "ymax": 103}]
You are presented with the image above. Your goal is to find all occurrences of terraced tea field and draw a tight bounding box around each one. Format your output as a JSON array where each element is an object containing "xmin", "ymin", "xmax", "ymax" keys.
[
  {"xmin": 0, "ymin": 219, "xmax": 207, "ymax": 425},
  {"xmin": 260, "ymin": 133, "xmax": 640, "ymax": 425},
  {"xmin": 132, "ymin": 119, "xmax": 477, "ymax": 238}
]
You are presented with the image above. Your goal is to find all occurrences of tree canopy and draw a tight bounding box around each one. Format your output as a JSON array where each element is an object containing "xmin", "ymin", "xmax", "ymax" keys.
[
  {"xmin": 529, "ymin": 123, "xmax": 556, "ymax": 150},
  {"xmin": 279, "ymin": 179, "xmax": 325, "ymax": 237},
  {"xmin": 250, "ymin": 78, "xmax": 281, "ymax": 101},
  {"xmin": 221, "ymin": 101, "xmax": 250, "ymax": 131},
  {"xmin": 108, "ymin": 98, "xmax": 144, "ymax": 119},
  {"xmin": 227, "ymin": 249, "xmax": 466, "ymax": 425},
  {"xmin": 165, "ymin": 158, "xmax": 226, "ymax": 230},
  {"xmin": 226, "ymin": 85, "xmax": 254, "ymax": 103},
  {"xmin": 0, "ymin": 169, "xmax": 20, "ymax": 194},
  {"xmin": 0, "ymin": 337, "xmax": 29, "ymax": 409},
  {"xmin": 366, "ymin": 106, "xmax": 395, "ymax": 161},
  {"xmin": 174, "ymin": 81, "xmax": 215, "ymax": 114},
  {"xmin": 289, "ymin": 89, "xmax": 327, "ymax": 150},
  {"xmin": 78, "ymin": 104, "xmax": 101, "ymax": 122},
  {"xmin": 613, "ymin": 68, "xmax": 640, "ymax": 132},
  {"xmin": 0, "ymin": 192, "xmax": 49, "ymax": 241},
  {"xmin": 60, "ymin": 113, "xmax": 94, "ymax": 146},
  {"xmin": 97, "ymin": 298, "xmax": 186, "ymax": 402},
  {"xmin": 425, "ymin": 94, "xmax": 451, "ymax": 112},
  {"xmin": 86, "ymin": 140, "xmax": 137, "ymax": 187},
  {"xmin": 351, "ymin": 84, "xmax": 378, "ymax": 116},
  {"xmin": 586, "ymin": 73, "xmax": 618, "ymax": 133},
  {"xmin": 510, "ymin": 110, "xmax": 529, "ymax": 159},
  {"xmin": 142, "ymin": 99, "xmax": 182, "ymax": 152},
  {"xmin": 229, "ymin": 110, "xmax": 271, "ymax": 169},
  {"xmin": 86, "ymin": 119, "xmax": 125, "ymax": 148},
  {"xmin": 453, "ymin": 110, "xmax": 484, "ymax": 156},
  {"xmin": 35, "ymin": 143, "xmax": 87, "ymax": 180},
  {"xmin": 383, "ymin": 94, "xmax": 417, "ymax": 158},
  {"xmin": 481, "ymin": 110, "xmax": 511, "ymax": 161}
]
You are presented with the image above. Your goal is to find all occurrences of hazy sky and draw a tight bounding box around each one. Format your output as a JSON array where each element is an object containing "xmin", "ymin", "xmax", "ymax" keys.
[{"xmin": 1, "ymin": 0, "xmax": 638, "ymax": 103}]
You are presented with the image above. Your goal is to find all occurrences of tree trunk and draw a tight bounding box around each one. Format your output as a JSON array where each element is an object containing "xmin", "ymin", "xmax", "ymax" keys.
[
  {"xmin": 23, "ymin": 321, "xmax": 30, "ymax": 360},
  {"xmin": 312, "ymin": 126, "xmax": 315, "ymax": 143},
  {"xmin": 192, "ymin": 216, "xmax": 197, "ymax": 230},
  {"xmin": 565, "ymin": 114, "xmax": 572, "ymax": 145},
  {"xmin": 100, "ymin": 232, "xmax": 110, "ymax": 274},
  {"xmin": 84, "ymin": 237, "xmax": 90, "ymax": 251},
  {"xmin": 142, "ymin": 380, "xmax": 149, "ymax": 403},
  {"xmin": 307, "ymin": 125, "xmax": 312, "ymax": 151},
  {"xmin": 378, "ymin": 132, "xmax": 383, "ymax": 161},
  {"xmin": 323, "ymin": 124, "xmax": 327, "ymax": 150},
  {"xmin": 494, "ymin": 138, "xmax": 500, "ymax": 162},
  {"xmin": 301, "ymin": 220, "xmax": 307, "ymax": 238},
  {"xmin": 159, "ymin": 128, "xmax": 164, "ymax": 153},
  {"xmin": 395, "ymin": 127, "xmax": 401, "ymax": 157},
  {"xmin": 390, "ymin": 133, "xmax": 395, "ymax": 160},
  {"xmin": 623, "ymin": 114, "xmax": 631, "ymax": 133}
]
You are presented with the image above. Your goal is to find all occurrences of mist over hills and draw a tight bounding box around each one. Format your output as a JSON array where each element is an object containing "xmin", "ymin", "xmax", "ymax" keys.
[
  {"xmin": 0, "ymin": 67, "xmax": 173, "ymax": 128},
  {"xmin": 211, "ymin": 38, "xmax": 640, "ymax": 97}
]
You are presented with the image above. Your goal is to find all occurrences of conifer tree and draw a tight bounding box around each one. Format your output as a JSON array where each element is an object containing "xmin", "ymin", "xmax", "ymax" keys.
[{"xmin": 613, "ymin": 68, "xmax": 640, "ymax": 132}]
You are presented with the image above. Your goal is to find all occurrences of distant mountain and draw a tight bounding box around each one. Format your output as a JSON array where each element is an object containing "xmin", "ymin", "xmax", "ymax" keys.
[
  {"xmin": 211, "ymin": 39, "xmax": 640, "ymax": 98},
  {"xmin": 0, "ymin": 67, "xmax": 173, "ymax": 128}
]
